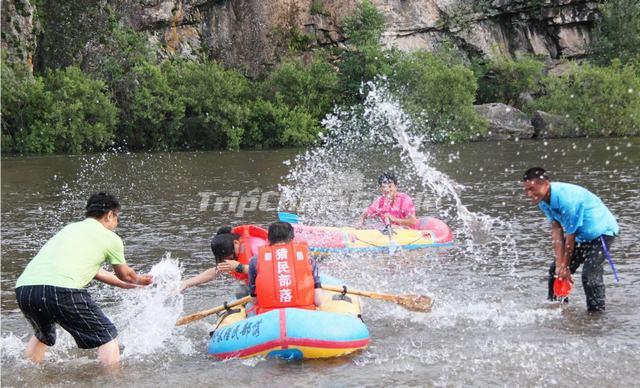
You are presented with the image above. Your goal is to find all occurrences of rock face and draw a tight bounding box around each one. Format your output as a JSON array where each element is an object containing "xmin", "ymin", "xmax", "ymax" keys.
[
  {"xmin": 475, "ymin": 103, "xmax": 535, "ymax": 140},
  {"xmin": 1, "ymin": 0, "xmax": 40, "ymax": 71},
  {"xmin": 2, "ymin": 0, "xmax": 601, "ymax": 76},
  {"xmin": 531, "ymin": 110, "xmax": 581, "ymax": 138}
]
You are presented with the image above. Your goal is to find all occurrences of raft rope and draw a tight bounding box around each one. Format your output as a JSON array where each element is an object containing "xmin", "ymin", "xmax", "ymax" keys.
[{"xmin": 209, "ymin": 304, "xmax": 242, "ymax": 337}]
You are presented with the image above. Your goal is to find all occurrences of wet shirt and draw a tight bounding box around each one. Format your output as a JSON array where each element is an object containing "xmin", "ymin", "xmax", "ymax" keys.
[
  {"xmin": 15, "ymin": 218, "xmax": 126, "ymax": 289},
  {"xmin": 366, "ymin": 192, "xmax": 418, "ymax": 228},
  {"xmin": 538, "ymin": 182, "xmax": 619, "ymax": 243}
]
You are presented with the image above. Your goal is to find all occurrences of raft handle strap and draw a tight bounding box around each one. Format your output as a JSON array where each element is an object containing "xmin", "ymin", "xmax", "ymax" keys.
[{"xmin": 209, "ymin": 307, "xmax": 242, "ymax": 337}]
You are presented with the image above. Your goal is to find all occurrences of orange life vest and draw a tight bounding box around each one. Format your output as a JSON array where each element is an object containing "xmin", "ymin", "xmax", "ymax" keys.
[
  {"xmin": 255, "ymin": 242, "xmax": 315, "ymax": 314},
  {"xmin": 230, "ymin": 225, "xmax": 268, "ymax": 283}
]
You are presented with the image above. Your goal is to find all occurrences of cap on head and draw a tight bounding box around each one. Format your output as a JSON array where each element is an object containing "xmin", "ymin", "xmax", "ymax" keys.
[
  {"xmin": 522, "ymin": 167, "xmax": 549, "ymax": 182},
  {"xmin": 378, "ymin": 171, "xmax": 398, "ymax": 186}
]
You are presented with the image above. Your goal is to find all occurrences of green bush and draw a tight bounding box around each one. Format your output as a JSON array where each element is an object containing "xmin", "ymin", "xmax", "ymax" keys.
[
  {"xmin": 2, "ymin": 64, "xmax": 118, "ymax": 153},
  {"xmin": 244, "ymin": 99, "xmax": 321, "ymax": 148},
  {"xmin": 166, "ymin": 61, "xmax": 249, "ymax": 150},
  {"xmin": 474, "ymin": 53, "xmax": 545, "ymax": 109},
  {"xmin": 119, "ymin": 62, "xmax": 185, "ymax": 150},
  {"xmin": 533, "ymin": 61, "xmax": 640, "ymax": 136},
  {"xmin": 1, "ymin": 59, "xmax": 44, "ymax": 152},
  {"xmin": 338, "ymin": 0, "xmax": 395, "ymax": 99},
  {"xmin": 589, "ymin": 0, "xmax": 640, "ymax": 69},
  {"xmin": 391, "ymin": 51, "xmax": 488, "ymax": 142},
  {"xmin": 32, "ymin": 66, "xmax": 119, "ymax": 153},
  {"xmin": 258, "ymin": 55, "xmax": 339, "ymax": 120}
]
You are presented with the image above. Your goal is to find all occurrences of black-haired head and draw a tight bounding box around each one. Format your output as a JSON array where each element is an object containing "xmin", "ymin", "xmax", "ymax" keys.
[
  {"xmin": 378, "ymin": 172, "xmax": 398, "ymax": 186},
  {"xmin": 85, "ymin": 192, "xmax": 120, "ymax": 219},
  {"xmin": 211, "ymin": 227, "xmax": 240, "ymax": 264},
  {"xmin": 268, "ymin": 221, "xmax": 294, "ymax": 245},
  {"xmin": 522, "ymin": 167, "xmax": 549, "ymax": 182}
]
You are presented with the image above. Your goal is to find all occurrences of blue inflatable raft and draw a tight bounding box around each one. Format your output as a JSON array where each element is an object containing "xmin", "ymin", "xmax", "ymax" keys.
[{"xmin": 207, "ymin": 276, "xmax": 369, "ymax": 360}]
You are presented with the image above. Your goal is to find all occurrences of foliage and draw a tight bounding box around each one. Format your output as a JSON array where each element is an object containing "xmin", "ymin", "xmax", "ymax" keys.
[
  {"xmin": 310, "ymin": 0, "xmax": 329, "ymax": 16},
  {"xmin": 2, "ymin": 66, "xmax": 118, "ymax": 153},
  {"xmin": 391, "ymin": 51, "xmax": 488, "ymax": 142},
  {"xmin": 34, "ymin": 1, "xmax": 115, "ymax": 72},
  {"xmin": 1, "ymin": 58, "xmax": 45, "ymax": 152},
  {"xmin": 339, "ymin": 0, "xmax": 395, "ymax": 99},
  {"xmin": 533, "ymin": 61, "xmax": 640, "ymax": 136},
  {"xmin": 244, "ymin": 99, "xmax": 321, "ymax": 148},
  {"xmin": 166, "ymin": 61, "xmax": 249, "ymax": 150},
  {"xmin": 342, "ymin": 0, "xmax": 385, "ymax": 47},
  {"xmin": 474, "ymin": 53, "xmax": 545, "ymax": 109},
  {"xmin": 258, "ymin": 55, "xmax": 340, "ymax": 120},
  {"xmin": 87, "ymin": 27, "xmax": 157, "ymax": 86},
  {"xmin": 119, "ymin": 62, "xmax": 185, "ymax": 150},
  {"xmin": 589, "ymin": 0, "xmax": 640, "ymax": 69}
]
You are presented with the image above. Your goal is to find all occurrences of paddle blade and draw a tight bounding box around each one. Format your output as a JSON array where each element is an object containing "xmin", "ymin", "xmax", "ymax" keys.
[
  {"xmin": 398, "ymin": 294, "xmax": 433, "ymax": 312},
  {"xmin": 278, "ymin": 212, "xmax": 300, "ymax": 224}
]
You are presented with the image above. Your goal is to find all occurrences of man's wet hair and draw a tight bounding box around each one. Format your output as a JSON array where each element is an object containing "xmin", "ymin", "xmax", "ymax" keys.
[
  {"xmin": 522, "ymin": 167, "xmax": 550, "ymax": 182},
  {"xmin": 268, "ymin": 221, "xmax": 294, "ymax": 245},
  {"xmin": 211, "ymin": 226, "xmax": 241, "ymax": 264},
  {"xmin": 378, "ymin": 171, "xmax": 398, "ymax": 185},
  {"xmin": 85, "ymin": 192, "xmax": 120, "ymax": 218}
]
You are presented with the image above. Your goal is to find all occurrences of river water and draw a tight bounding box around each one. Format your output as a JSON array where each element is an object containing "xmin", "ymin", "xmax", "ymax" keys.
[{"xmin": 1, "ymin": 135, "xmax": 639, "ymax": 386}]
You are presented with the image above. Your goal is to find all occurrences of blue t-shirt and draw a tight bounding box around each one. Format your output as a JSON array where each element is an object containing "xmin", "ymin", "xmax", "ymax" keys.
[{"xmin": 538, "ymin": 182, "xmax": 619, "ymax": 243}]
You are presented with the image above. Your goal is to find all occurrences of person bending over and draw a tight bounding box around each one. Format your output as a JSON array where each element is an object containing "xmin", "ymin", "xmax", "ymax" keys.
[
  {"xmin": 522, "ymin": 167, "xmax": 619, "ymax": 312},
  {"xmin": 180, "ymin": 226, "xmax": 267, "ymax": 298},
  {"xmin": 14, "ymin": 192, "xmax": 153, "ymax": 366}
]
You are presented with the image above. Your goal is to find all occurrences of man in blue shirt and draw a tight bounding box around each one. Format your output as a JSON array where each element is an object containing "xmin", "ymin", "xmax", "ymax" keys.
[{"xmin": 522, "ymin": 167, "xmax": 619, "ymax": 312}]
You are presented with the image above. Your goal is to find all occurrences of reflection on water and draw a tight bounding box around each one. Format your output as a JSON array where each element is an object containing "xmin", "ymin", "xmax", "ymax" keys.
[{"xmin": 2, "ymin": 135, "xmax": 639, "ymax": 386}]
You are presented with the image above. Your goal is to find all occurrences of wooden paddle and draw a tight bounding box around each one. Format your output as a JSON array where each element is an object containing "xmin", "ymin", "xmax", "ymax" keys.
[
  {"xmin": 175, "ymin": 296, "xmax": 252, "ymax": 326},
  {"xmin": 322, "ymin": 285, "xmax": 433, "ymax": 312}
]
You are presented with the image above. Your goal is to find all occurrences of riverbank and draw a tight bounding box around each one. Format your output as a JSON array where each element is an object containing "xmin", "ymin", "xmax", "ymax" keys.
[{"xmin": 2, "ymin": 1, "xmax": 639, "ymax": 154}]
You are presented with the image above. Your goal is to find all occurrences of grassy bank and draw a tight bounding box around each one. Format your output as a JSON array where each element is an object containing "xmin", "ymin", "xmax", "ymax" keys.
[{"xmin": 2, "ymin": 0, "xmax": 639, "ymax": 154}]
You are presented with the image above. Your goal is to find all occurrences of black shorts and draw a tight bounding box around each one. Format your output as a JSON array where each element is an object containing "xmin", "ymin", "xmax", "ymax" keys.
[{"xmin": 15, "ymin": 285, "xmax": 118, "ymax": 349}]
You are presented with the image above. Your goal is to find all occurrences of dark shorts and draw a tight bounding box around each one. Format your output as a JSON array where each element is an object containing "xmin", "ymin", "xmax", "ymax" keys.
[{"xmin": 15, "ymin": 285, "xmax": 118, "ymax": 349}]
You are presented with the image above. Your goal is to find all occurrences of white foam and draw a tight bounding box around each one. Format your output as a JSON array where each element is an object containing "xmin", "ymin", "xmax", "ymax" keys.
[{"xmin": 108, "ymin": 256, "xmax": 195, "ymax": 359}]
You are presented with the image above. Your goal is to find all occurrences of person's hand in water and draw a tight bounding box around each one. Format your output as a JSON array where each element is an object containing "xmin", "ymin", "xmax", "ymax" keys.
[{"xmin": 136, "ymin": 274, "xmax": 153, "ymax": 286}]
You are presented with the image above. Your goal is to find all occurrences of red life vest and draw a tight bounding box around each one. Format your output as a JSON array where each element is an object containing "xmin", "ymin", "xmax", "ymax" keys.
[
  {"xmin": 255, "ymin": 242, "xmax": 315, "ymax": 314},
  {"xmin": 230, "ymin": 225, "xmax": 267, "ymax": 283}
]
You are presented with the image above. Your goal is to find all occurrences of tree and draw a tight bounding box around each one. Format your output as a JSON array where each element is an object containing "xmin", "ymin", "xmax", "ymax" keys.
[{"xmin": 589, "ymin": 0, "xmax": 640, "ymax": 68}]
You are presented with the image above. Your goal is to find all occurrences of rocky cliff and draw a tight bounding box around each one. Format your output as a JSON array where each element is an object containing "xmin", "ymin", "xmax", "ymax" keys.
[{"xmin": 2, "ymin": 0, "xmax": 599, "ymax": 76}]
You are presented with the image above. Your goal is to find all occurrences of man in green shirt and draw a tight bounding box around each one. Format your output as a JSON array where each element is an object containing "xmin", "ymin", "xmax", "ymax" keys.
[{"xmin": 15, "ymin": 192, "xmax": 153, "ymax": 366}]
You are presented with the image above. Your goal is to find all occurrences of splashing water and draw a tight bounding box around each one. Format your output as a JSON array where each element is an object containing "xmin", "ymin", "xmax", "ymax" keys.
[
  {"xmin": 280, "ymin": 81, "xmax": 518, "ymax": 270},
  {"xmin": 111, "ymin": 256, "xmax": 194, "ymax": 359}
]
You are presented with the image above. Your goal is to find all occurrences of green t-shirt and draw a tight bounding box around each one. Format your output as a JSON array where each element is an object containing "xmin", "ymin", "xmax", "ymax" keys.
[{"xmin": 15, "ymin": 218, "xmax": 126, "ymax": 289}]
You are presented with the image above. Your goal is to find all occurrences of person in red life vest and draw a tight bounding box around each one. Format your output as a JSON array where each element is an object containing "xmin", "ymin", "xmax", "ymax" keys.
[
  {"xmin": 180, "ymin": 226, "xmax": 267, "ymax": 298},
  {"xmin": 358, "ymin": 172, "xmax": 419, "ymax": 229},
  {"xmin": 248, "ymin": 222, "xmax": 323, "ymax": 314}
]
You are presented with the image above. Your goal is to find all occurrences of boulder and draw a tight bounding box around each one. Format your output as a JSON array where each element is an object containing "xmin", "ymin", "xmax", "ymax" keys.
[
  {"xmin": 474, "ymin": 103, "xmax": 534, "ymax": 140},
  {"xmin": 531, "ymin": 110, "xmax": 582, "ymax": 138}
]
